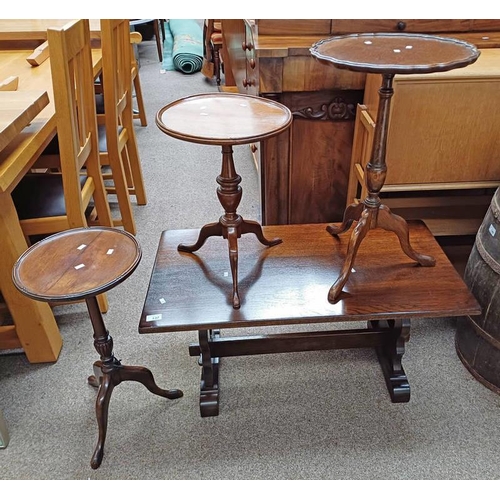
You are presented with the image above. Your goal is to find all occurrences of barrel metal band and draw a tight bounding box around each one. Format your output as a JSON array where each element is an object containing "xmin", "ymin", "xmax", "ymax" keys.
[
  {"xmin": 490, "ymin": 191, "xmax": 500, "ymax": 220},
  {"xmin": 466, "ymin": 315, "xmax": 500, "ymax": 351},
  {"xmin": 475, "ymin": 231, "xmax": 500, "ymax": 275}
]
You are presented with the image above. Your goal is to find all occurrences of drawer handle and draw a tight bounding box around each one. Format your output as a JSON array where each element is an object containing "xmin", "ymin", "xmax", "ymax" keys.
[
  {"xmin": 396, "ymin": 21, "xmax": 406, "ymax": 30},
  {"xmin": 242, "ymin": 41, "xmax": 254, "ymax": 51}
]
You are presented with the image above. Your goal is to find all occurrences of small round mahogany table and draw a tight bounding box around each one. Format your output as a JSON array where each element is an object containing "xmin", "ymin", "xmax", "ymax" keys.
[
  {"xmin": 156, "ymin": 92, "xmax": 292, "ymax": 308},
  {"xmin": 310, "ymin": 33, "xmax": 480, "ymax": 302},
  {"xmin": 12, "ymin": 227, "xmax": 183, "ymax": 469}
]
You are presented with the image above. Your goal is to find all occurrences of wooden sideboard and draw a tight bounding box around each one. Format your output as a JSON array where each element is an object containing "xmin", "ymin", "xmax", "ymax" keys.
[{"xmin": 221, "ymin": 19, "xmax": 500, "ymax": 229}]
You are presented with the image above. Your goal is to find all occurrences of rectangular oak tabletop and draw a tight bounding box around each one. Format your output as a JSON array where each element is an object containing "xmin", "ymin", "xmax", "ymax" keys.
[
  {"xmin": 0, "ymin": 90, "xmax": 49, "ymax": 153},
  {"xmin": 139, "ymin": 221, "xmax": 480, "ymax": 333}
]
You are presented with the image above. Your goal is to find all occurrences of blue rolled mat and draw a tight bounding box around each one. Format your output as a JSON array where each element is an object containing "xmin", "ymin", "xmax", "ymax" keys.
[{"xmin": 162, "ymin": 19, "xmax": 203, "ymax": 74}]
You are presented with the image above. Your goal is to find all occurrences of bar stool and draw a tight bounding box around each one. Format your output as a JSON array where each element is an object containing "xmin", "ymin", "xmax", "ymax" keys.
[
  {"xmin": 12, "ymin": 226, "xmax": 183, "ymax": 469},
  {"xmin": 156, "ymin": 92, "xmax": 292, "ymax": 309}
]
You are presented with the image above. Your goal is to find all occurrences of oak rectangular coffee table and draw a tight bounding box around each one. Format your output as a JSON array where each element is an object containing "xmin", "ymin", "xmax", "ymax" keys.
[{"xmin": 139, "ymin": 221, "xmax": 480, "ymax": 416}]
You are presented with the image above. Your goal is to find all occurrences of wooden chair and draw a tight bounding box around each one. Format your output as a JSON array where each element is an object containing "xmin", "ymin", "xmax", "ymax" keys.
[
  {"xmin": 129, "ymin": 19, "xmax": 165, "ymax": 62},
  {"xmin": 11, "ymin": 19, "xmax": 113, "ymax": 311},
  {"xmin": 96, "ymin": 19, "xmax": 148, "ymax": 236},
  {"xmin": 12, "ymin": 226, "xmax": 183, "ymax": 469},
  {"xmin": 12, "ymin": 19, "xmax": 112, "ymax": 240},
  {"xmin": 202, "ymin": 20, "xmax": 223, "ymax": 86}
]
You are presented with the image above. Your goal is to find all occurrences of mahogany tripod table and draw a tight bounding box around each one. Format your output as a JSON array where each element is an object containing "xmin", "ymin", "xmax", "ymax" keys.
[
  {"xmin": 310, "ymin": 33, "xmax": 480, "ymax": 302},
  {"xmin": 12, "ymin": 227, "xmax": 183, "ymax": 469},
  {"xmin": 156, "ymin": 92, "xmax": 292, "ymax": 309},
  {"xmin": 139, "ymin": 221, "xmax": 480, "ymax": 417}
]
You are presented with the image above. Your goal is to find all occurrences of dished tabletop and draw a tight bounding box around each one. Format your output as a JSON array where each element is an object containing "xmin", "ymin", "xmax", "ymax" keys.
[
  {"xmin": 311, "ymin": 33, "xmax": 480, "ymax": 74},
  {"xmin": 156, "ymin": 93, "xmax": 292, "ymax": 146}
]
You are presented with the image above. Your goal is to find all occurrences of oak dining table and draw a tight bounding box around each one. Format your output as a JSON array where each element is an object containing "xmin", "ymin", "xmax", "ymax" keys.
[
  {"xmin": 0, "ymin": 19, "xmax": 101, "ymax": 48},
  {"xmin": 0, "ymin": 44, "xmax": 103, "ymax": 363}
]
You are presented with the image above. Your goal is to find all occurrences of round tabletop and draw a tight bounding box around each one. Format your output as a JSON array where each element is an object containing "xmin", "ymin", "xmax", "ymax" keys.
[
  {"xmin": 156, "ymin": 92, "xmax": 293, "ymax": 146},
  {"xmin": 13, "ymin": 227, "xmax": 141, "ymax": 302},
  {"xmin": 310, "ymin": 33, "xmax": 480, "ymax": 74}
]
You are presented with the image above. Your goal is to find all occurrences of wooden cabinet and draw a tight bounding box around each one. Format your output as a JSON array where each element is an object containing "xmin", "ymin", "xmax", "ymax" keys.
[
  {"xmin": 221, "ymin": 19, "xmax": 500, "ymax": 228},
  {"xmin": 348, "ymin": 48, "xmax": 500, "ymax": 236}
]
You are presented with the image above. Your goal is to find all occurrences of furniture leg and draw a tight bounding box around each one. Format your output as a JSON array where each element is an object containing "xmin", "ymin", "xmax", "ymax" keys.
[
  {"xmin": 213, "ymin": 44, "xmax": 221, "ymax": 85},
  {"xmin": 327, "ymin": 201, "xmax": 365, "ymax": 236},
  {"xmin": 190, "ymin": 320, "xmax": 414, "ymax": 414},
  {"xmin": 122, "ymin": 112, "xmax": 147, "ymax": 205},
  {"xmin": 226, "ymin": 226, "xmax": 241, "ymax": 308},
  {"xmin": 160, "ymin": 20, "xmax": 166, "ymax": 42},
  {"xmin": 178, "ymin": 221, "xmax": 223, "ymax": 252},
  {"xmin": 328, "ymin": 209, "xmax": 371, "ymax": 302},
  {"xmin": 0, "ymin": 409, "xmax": 9, "ymax": 449},
  {"xmin": 86, "ymin": 296, "xmax": 182, "ymax": 468},
  {"xmin": 132, "ymin": 68, "xmax": 147, "ymax": 126},
  {"xmin": 377, "ymin": 204, "xmax": 436, "ymax": 266},
  {"xmin": 370, "ymin": 318, "xmax": 411, "ymax": 403},
  {"xmin": 198, "ymin": 329, "xmax": 220, "ymax": 417},
  {"xmin": 0, "ymin": 194, "xmax": 62, "ymax": 362},
  {"xmin": 91, "ymin": 370, "xmax": 113, "ymax": 469},
  {"xmin": 239, "ymin": 218, "xmax": 282, "ymax": 247},
  {"xmin": 154, "ymin": 20, "xmax": 163, "ymax": 62}
]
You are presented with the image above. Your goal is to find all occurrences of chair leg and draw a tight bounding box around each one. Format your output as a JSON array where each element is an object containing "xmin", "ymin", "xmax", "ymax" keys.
[
  {"xmin": 101, "ymin": 147, "xmax": 137, "ymax": 235},
  {"xmin": 153, "ymin": 20, "xmax": 163, "ymax": 62},
  {"xmin": 213, "ymin": 45, "xmax": 221, "ymax": 86},
  {"xmin": 160, "ymin": 19, "xmax": 166, "ymax": 41},
  {"xmin": 132, "ymin": 67, "xmax": 147, "ymax": 126},
  {"xmin": 97, "ymin": 293, "xmax": 108, "ymax": 314},
  {"xmin": 122, "ymin": 114, "xmax": 147, "ymax": 206},
  {"xmin": 0, "ymin": 410, "xmax": 9, "ymax": 449}
]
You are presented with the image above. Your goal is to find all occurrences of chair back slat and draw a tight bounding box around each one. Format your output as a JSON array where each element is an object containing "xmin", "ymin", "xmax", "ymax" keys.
[{"xmin": 46, "ymin": 19, "xmax": 112, "ymax": 228}]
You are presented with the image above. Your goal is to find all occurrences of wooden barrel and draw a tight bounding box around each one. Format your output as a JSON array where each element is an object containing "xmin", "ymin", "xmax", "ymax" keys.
[{"xmin": 456, "ymin": 187, "xmax": 500, "ymax": 394}]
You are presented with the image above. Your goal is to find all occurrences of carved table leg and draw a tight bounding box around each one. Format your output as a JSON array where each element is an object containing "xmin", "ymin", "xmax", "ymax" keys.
[
  {"xmin": 198, "ymin": 329, "xmax": 220, "ymax": 417},
  {"xmin": 86, "ymin": 296, "xmax": 183, "ymax": 469},
  {"xmin": 370, "ymin": 318, "xmax": 411, "ymax": 403}
]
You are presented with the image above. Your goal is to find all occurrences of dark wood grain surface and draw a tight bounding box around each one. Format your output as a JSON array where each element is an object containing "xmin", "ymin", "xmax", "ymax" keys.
[
  {"xmin": 13, "ymin": 227, "xmax": 141, "ymax": 302},
  {"xmin": 139, "ymin": 221, "xmax": 480, "ymax": 333},
  {"xmin": 311, "ymin": 33, "xmax": 480, "ymax": 74},
  {"xmin": 156, "ymin": 92, "xmax": 292, "ymax": 146}
]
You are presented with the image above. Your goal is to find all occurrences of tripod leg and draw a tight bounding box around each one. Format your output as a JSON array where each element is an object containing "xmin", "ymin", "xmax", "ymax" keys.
[
  {"xmin": 239, "ymin": 218, "xmax": 282, "ymax": 247},
  {"xmin": 178, "ymin": 221, "xmax": 223, "ymax": 253},
  {"xmin": 327, "ymin": 202, "xmax": 365, "ymax": 236},
  {"xmin": 91, "ymin": 374, "xmax": 114, "ymax": 469},
  {"xmin": 226, "ymin": 226, "xmax": 240, "ymax": 309},
  {"xmin": 116, "ymin": 365, "xmax": 183, "ymax": 399},
  {"xmin": 377, "ymin": 205, "xmax": 435, "ymax": 267},
  {"xmin": 328, "ymin": 209, "xmax": 371, "ymax": 302},
  {"xmin": 87, "ymin": 361, "xmax": 102, "ymax": 388}
]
